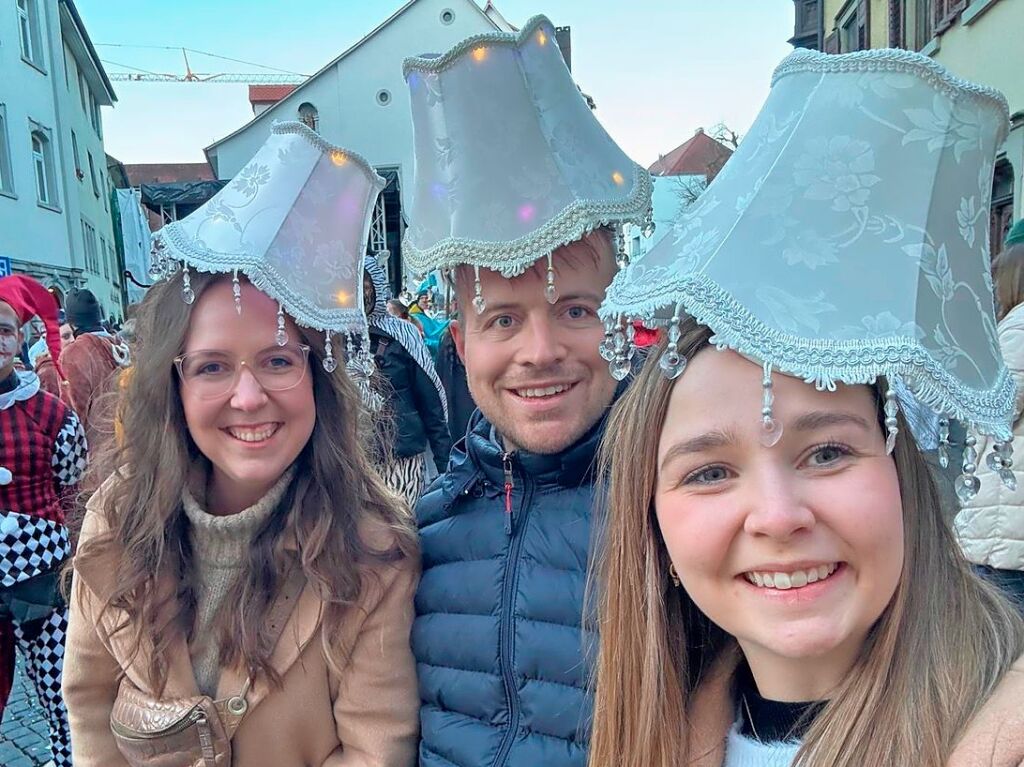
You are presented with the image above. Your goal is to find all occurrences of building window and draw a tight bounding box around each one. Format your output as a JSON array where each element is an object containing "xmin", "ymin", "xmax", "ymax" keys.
[
  {"xmin": 0, "ymin": 106, "xmax": 13, "ymax": 195},
  {"xmin": 376, "ymin": 89, "xmax": 392, "ymax": 106},
  {"xmin": 991, "ymin": 159, "xmax": 1015, "ymax": 261},
  {"xmin": 99, "ymin": 235, "xmax": 109, "ymax": 278},
  {"xmin": 89, "ymin": 94, "xmax": 102, "ymax": 136},
  {"xmin": 914, "ymin": 0, "xmax": 934, "ymax": 47},
  {"xmin": 88, "ymin": 151, "xmax": 99, "ymax": 196},
  {"xmin": 62, "ymin": 44, "xmax": 70, "ymax": 89},
  {"xmin": 297, "ymin": 103, "xmax": 319, "ymax": 132},
  {"xmin": 78, "ymin": 71, "xmax": 88, "ymax": 112},
  {"xmin": 440, "ymin": 8, "xmax": 456, "ymax": 24},
  {"xmin": 71, "ymin": 129, "xmax": 82, "ymax": 179},
  {"xmin": 81, "ymin": 219, "xmax": 98, "ymax": 273},
  {"xmin": 889, "ymin": 0, "xmax": 906, "ymax": 47},
  {"xmin": 17, "ymin": 0, "xmax": 45, "ymax": 69},
  {"xmin": 838, "ymin": 0, "xmax": 867, "ymax": 52},
  {"xmin": 107, "ymin": 241, "xmax": 118, "ymax": 284},
  {"xmin": 31, "ymin": 130, "xmax": 57, "ymax": 207}
]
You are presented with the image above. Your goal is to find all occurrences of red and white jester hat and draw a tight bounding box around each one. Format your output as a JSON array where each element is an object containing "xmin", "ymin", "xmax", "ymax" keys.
[{"xmin": 0, "ymin": 275, "xmax": 66, "ymax": 381}]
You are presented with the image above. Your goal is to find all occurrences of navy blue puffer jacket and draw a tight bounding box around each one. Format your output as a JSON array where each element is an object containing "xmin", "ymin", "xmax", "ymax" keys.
[{"xmin": 413, "ymin": 407, "xmax": 611, "ymax": 767}]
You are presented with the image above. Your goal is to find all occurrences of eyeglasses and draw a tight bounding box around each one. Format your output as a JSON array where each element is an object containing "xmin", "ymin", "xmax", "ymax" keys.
[{"xmin": 174, "ymin": 343, "xmax": 311, "ymax": 400}]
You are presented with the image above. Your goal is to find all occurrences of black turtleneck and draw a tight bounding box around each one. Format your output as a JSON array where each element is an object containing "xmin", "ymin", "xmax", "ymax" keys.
[
  {"xmin": 0, "ymin": 369, "xmax": 19, "ymax": 394},
  {"xmin": 735, "ymin": 661, "xmax": 827, "ymax": 744}
]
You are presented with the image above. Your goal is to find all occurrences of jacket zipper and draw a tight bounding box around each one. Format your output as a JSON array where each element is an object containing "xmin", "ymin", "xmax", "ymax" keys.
[
  {"xmin": 494, "ymin": 451, "xmax": 533, "ymax": 767},
  {"xmin": 502, "ymin": 451, "xmax": 514, "ymax": 535}
]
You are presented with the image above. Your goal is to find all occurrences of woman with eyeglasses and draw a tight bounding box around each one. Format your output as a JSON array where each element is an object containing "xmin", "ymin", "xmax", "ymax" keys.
[{"xmin": 62, "ymin": 272, "xmax": 420, "ymax": 766}]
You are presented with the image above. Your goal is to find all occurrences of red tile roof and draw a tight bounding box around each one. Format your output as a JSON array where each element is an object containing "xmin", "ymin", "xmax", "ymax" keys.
[
  {"xmin": 248, "ymin": 85, "xmax": 298, "ymax": 104},
  {"xmin": 123, "ymin": 163, "xmax": 215, "ymax": 186},
  {"xmin": 648, "ymin": 129, "xmax": 733, "ymax": 177}
]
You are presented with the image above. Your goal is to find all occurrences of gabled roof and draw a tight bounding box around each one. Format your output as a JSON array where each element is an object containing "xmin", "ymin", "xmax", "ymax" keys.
[
  {"xmin": 248, "ymin": 85, "xmax": 298, "ymax": 104},
  {"xmin": 205, "ymin": 0, "xmax": 504, "ymax": 156},
  {"xmin": 483, "ymin": 0, "xmax": 517, "ymax": 31},
  {"xmin": 123, "ymin": 163, "xmax": 215, "ymax": 186},
  {"xmin": 648, "ymin": 129, "xmax": 733, "ymax": 177}
]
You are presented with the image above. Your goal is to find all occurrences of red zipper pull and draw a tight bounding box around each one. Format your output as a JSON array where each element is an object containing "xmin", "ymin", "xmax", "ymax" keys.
[{"xmin": 502, "ymin": 452, "xmax": 514, "ymax": 514}]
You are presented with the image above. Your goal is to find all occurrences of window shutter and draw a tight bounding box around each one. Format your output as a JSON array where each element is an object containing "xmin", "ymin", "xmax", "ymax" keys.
[
  {"xmin": 857, "ymin": 0, "xmax": 869, "ymax": 49},
  {"xmin": 889, "ymin": 0, "xmax": 906, "ymax": 47}
]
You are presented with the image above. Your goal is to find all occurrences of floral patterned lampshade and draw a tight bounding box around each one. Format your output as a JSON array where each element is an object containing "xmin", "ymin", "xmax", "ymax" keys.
[
  {"xmin": 402, "ymin": 15, "xmax": 653, "ymax": 281},
  {"xmin": 152, "ymin": 122, "xmax": 385, "ymax": 340},
  {"xmin": 600, "ymin": 49, "xmax": 1014, "ymax": 495}
]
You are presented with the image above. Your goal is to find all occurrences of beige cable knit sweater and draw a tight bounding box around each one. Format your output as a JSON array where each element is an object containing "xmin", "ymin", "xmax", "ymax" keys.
[{"xmin": 181, "ymin": 466, "xmax": 296, "ymax": 696}]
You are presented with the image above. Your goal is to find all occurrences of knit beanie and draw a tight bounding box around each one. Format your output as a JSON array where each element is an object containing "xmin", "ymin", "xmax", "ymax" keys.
[
  {"xmin": 1007, "ymin": 218, "xmax": 1024, "ymax": 248},
  {"xmin": 65, "ymin": 288, "xmax": 102, "ymax": 330},
  {"xmin": 0, "ymin": 275, "xmax": 66, "ymax": 379}
]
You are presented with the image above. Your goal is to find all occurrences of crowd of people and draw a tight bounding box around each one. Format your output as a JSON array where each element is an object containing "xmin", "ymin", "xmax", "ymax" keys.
[{"xmin": 0, "ymin": 19, "xmax": 1023, "ymax": 767}]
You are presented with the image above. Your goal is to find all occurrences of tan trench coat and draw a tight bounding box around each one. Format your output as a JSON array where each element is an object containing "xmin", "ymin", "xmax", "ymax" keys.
[
  {"xmin": 63, "ymin": 496, "xmax": 420, "ymax": 767},
  {"xmin": 683, "ymin": 648, "xmax": 1024, "ymax": 766}
]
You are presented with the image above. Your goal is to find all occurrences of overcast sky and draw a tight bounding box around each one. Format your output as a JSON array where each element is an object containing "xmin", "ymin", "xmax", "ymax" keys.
[{"xmin": 78, "ymin": 0, "xmax": 795, "ymax": 167}]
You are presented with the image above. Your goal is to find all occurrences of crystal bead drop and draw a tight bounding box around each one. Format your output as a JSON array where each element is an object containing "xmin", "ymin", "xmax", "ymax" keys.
[
  {"xmin": 1000, "ymin": 468, "xmax": 1018, "ymax": 492},
  {"xmin": 883, "ymin": 388, "xmax": 899, "ymax": 455},
  {"xmin": 473, "ymin": 267, "xmax": 486, "ymax": 314},
  {"xmin": 987, "ymin": 443, "xmax": 1004, "ymax": 472},
  {"xmin": 181, "ymin": 265, "xmax": 195, "ymax": 305},
  {"xmin": 938, "ymin": 417, "xmax": 950, "ymax": 469},
  {"xmin": 609, "ymin": 322, "xmax": 630, "ymax": 381},
  {"xmin": 658, "ymin": 315, "xmax": 686, "ymax": 379},
  {"xmin": 759, "ymin": 417, "xmax": 784, "ymax": 448},
  {"xmin": 658, "ymin": 350, "xmax": 686, "ymax": 378},
  {"xmin": 956, "ymin": 434, "xmax": 979, "ymax": 505},
  {"xmin": 759, "ymin": 363, "xmax": 782, "ymax": 447},
  {"xmin": 955, "ymin": 474, "xmax": 979, "ymax": 504},
  {"xmin": 275, "ymin": 303, "xmax": 288, "ymax": 346},
  {"xmin": 998, "ymin": 438, "xmax": 1015, "ymax": 490},
  {"xmin": 323, "ymin": 331, "xmax": 337, "ymax": 373},
  {"xmin": 611, "ymin": 355, "xmax": 631, "ymax": 381},
  {"xmin": 232, "ymin": 270, "xmax": 242, "ymax": 314}
]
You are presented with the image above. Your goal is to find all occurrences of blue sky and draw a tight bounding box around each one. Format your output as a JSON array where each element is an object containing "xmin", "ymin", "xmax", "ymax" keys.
[{"xmin": 77, "ymin": 0, "xmax": 795, "ymax": 166}]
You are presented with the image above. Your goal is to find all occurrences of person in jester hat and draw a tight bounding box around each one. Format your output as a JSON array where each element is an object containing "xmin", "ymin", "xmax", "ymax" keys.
[{"xmin": 0, "ymin": 274, "xmax": 88, "ymax": 767}]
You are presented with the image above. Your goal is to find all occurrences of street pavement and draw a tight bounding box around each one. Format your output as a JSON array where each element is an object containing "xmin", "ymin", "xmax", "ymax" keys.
[{"xmin": 0, "ymin": 655, "xmax": 52, "ymax": 767}]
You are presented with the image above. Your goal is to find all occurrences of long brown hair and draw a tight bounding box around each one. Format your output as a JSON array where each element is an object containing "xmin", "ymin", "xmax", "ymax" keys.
[
  {"xmin": 72, "ymin": 271, "xmax": 417, "ymax": 692},
  {"xmin": 588, "ymin": 319, "xmax": 1024, "ymax": 767}
]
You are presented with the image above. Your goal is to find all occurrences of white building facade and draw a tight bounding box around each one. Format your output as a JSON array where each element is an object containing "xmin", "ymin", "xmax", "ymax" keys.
[
  {"xmin": 0, "ymin": 0, "xmax": 121, "ymax": 317},
  {"xmin": 207, "ymin": 0, "xmax": 512, "ymax": 180},
  {"xmin": 205, "ymin": 0, "xmax": 516, "ymax": 282}
]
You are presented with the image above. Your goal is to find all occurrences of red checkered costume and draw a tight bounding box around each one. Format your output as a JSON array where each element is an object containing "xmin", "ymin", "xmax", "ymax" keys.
[
  {"xmin": 0, "ymin": 276, "xmax": 85, "ymax": 766},
  {"xmin": 0, "ymin": 381, "xmax": 83, "ymax": 527}
]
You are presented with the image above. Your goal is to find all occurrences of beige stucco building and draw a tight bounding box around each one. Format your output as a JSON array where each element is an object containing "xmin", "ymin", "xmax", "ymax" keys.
[{"xmin": 791, "ymin": 0, "xmax": 1023, "ymax": 254}]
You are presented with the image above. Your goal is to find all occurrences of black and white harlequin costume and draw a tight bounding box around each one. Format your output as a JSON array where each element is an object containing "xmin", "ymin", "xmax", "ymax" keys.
[
  {"xmin": 0, "ymin": 369, "xmax": 87, "ymax": 764},
  {"xmin": 0, "ymin": 368, "xmax": 86, "ymax": 766}
]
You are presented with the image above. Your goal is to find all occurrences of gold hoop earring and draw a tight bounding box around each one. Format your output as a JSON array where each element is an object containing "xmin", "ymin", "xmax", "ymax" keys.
[{"xmin": 669, "ymin": 563, "xmax": 681, "ymax": 588}]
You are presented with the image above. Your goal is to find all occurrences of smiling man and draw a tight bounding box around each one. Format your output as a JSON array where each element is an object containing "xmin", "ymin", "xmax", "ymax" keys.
[{"xmin": 403, "ymin": 17, "xmax": 653, "ymax": 767}]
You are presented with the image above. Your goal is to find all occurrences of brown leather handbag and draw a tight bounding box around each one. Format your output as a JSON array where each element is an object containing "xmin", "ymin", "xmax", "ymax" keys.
[{"xmin": 107, "ymin": 567, "xmax": 305, "ymax": 767}]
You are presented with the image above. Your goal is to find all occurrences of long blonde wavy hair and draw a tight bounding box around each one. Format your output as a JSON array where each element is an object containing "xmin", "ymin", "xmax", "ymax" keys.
[
  {"xmin": 72, "ymin": 271, "xmax": 417, "ymax": 693},
  {"xmin": 588, "ymin": 319, "xmax": 1024, "ymax": 767}
]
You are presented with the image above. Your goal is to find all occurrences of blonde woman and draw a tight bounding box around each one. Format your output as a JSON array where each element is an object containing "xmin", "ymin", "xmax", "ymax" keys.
[
  {"xmin": 588, "ymin": 48, "xmax": 1024, "ymax": 767},
  {"xmin": 589, "ymin": 323, "xmax": 1024, "ymax": 767},
  {"xmin": 956, "ymin": 219, "xmax": 1024, "ymax": 605}
]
